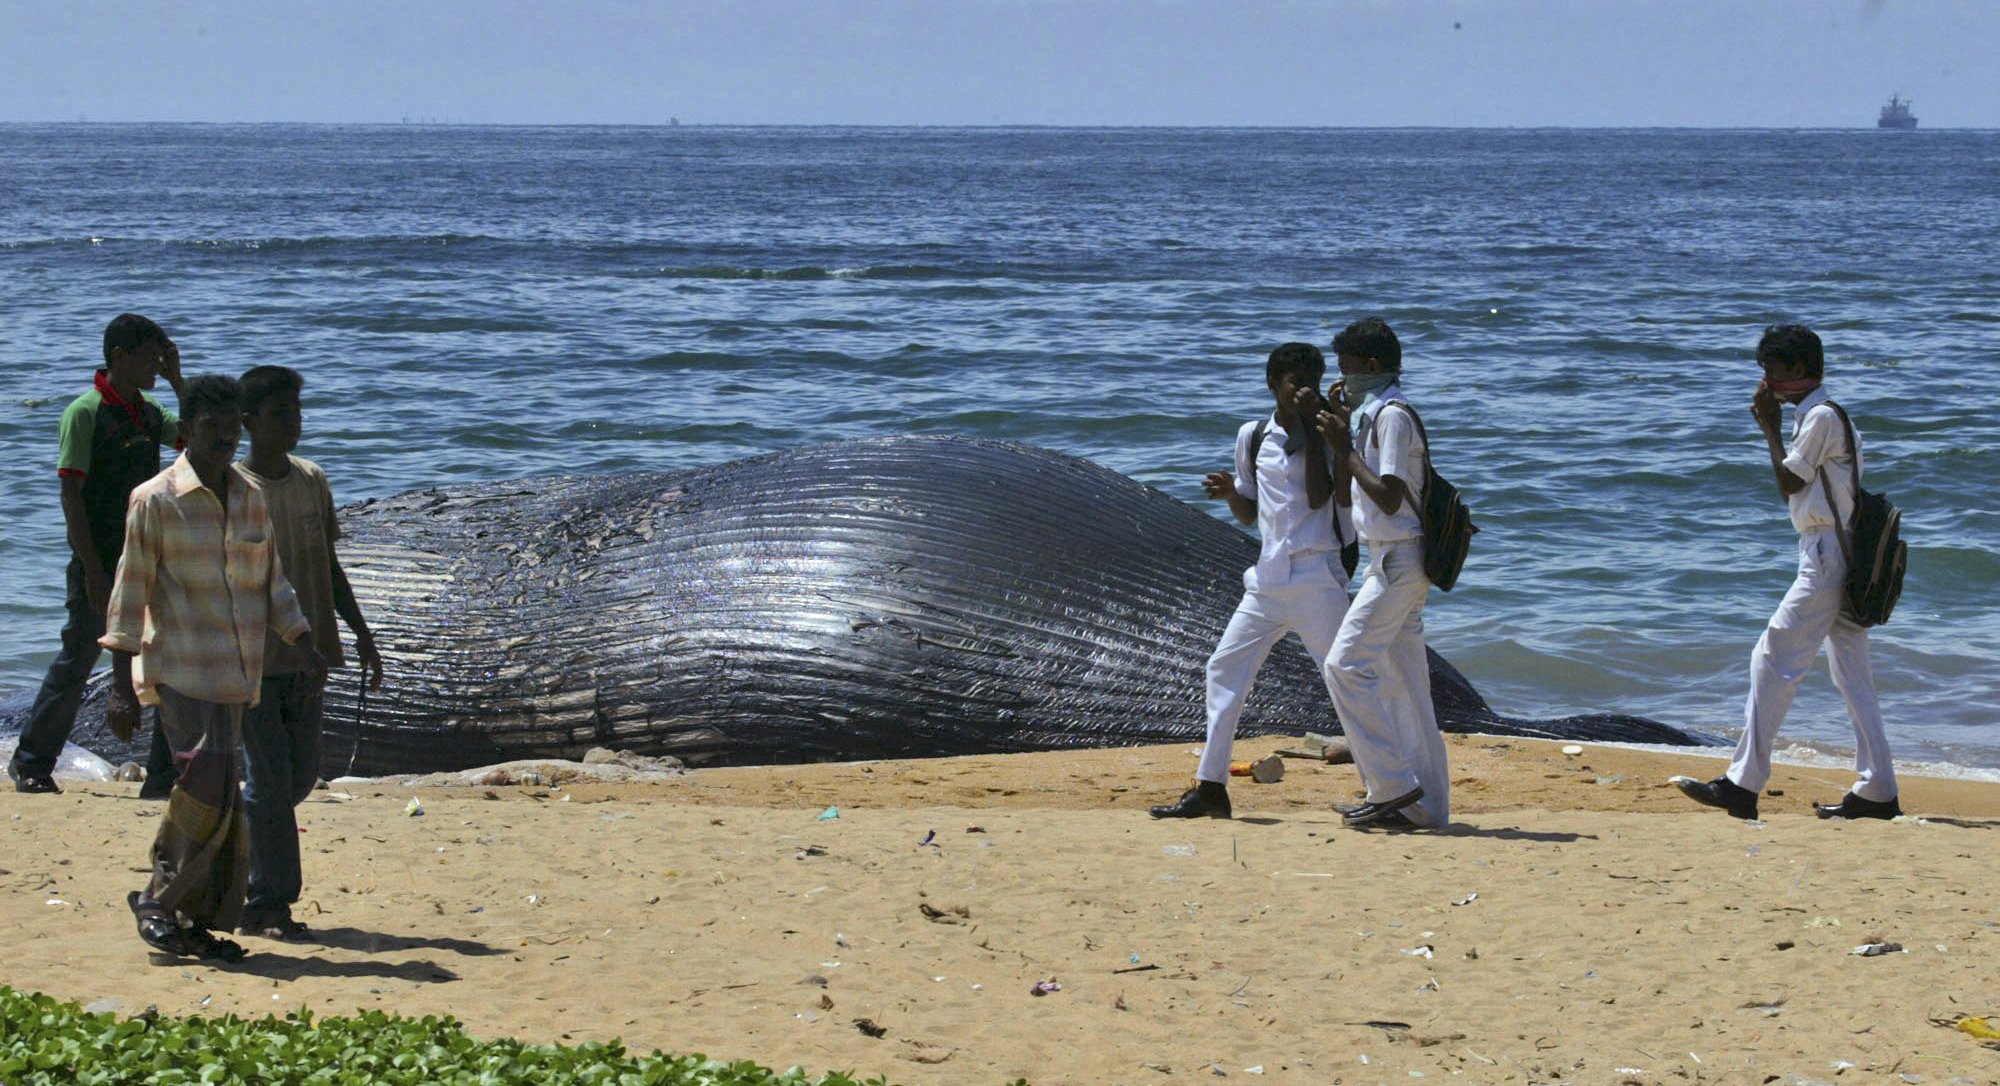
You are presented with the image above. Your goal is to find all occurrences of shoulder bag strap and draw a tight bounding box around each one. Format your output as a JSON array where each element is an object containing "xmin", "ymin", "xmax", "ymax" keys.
[
  {"xmin": 1243, "ymin": 419, "xmax": 1268, "ymax": 488},
  {"xmin": 1378, "ymin": 400, "xmax": 1430, "ymax": 517},
  {"xmin": 1323, "ymin": 436, "xmax": 1348, "ymax": 547},
  {"xmin": 1809, "ymin": 401, "xmax": 1858, "ymax": 571}
]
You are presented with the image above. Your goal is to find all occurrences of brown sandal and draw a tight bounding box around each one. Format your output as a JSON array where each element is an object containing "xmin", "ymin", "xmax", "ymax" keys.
[{"xmin": 184, "ymin": 927, "xmax": 248, "ymax": 963}]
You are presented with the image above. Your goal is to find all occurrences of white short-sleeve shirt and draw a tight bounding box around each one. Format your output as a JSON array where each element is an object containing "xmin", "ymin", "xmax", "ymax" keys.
[
  {"xmin": 1351, "ymin": 386, "xmax": 1425, "ymax": 543},
  {"xmin": 1233, "ymin": 417, "xmax": 1352, "ymax": 581},
  {"xmin": 1780, "ymin": 386, "xmax": 1860, "ymax": 534}
]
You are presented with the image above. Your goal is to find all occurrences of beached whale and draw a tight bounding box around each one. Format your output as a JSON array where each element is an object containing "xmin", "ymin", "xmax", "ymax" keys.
[{"xmin": 19, "ymin": 436, "xmax": 1717, "ymax": 774}]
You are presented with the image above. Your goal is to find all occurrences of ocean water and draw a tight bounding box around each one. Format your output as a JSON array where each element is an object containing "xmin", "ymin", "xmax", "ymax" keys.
[{"xmin": 2, "ymin": 124, "xmax": 1996, "ymax": 769}]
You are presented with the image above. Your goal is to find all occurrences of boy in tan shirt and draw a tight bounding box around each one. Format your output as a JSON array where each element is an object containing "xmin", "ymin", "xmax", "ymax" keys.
[{"xmin": 234, "ymin": 365, "xmax": 383, "ymax": 940}]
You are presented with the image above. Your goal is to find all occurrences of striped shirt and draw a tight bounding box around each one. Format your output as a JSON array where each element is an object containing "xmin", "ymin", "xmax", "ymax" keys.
[{"xmin": 100, "ymin": 453, "xmax": 312, "ymax": 707}]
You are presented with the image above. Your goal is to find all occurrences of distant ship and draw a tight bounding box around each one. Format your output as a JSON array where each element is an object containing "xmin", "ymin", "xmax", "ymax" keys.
[{"xmin": 1877, "ymin": 96, "xmax": 1917, "ymax": 129}]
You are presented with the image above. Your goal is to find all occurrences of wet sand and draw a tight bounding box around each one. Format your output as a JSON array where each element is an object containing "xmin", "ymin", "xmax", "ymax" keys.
[{"xmin": 5, "ymin": 735, "xmax": 1998, "ymax": 1084}]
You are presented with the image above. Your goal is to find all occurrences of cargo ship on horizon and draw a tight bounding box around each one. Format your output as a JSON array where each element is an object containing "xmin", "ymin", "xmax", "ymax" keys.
[{"xmin": 1878, "ymin": 95, "xmax": 1917, "ymax": 129}]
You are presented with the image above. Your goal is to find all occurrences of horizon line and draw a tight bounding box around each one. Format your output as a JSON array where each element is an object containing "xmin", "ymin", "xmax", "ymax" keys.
[{"xmin": 0, "ymin": 120, "xmax": 1979, "ymax": 132}]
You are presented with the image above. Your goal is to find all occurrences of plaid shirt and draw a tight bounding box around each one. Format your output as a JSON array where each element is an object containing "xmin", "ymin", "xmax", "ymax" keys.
[{"xmin": 100, "ymin": 455, "xmax": 312, "ymax": 706}]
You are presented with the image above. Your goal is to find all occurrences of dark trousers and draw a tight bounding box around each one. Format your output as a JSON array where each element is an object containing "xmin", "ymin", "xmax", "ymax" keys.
[
  {"xmin": 11, "ymin": 557, "xmax": 174, "ymax": 784},
  {"xmin": 241, "ymin": 672, "xmax": 323, "ymax": 913}
]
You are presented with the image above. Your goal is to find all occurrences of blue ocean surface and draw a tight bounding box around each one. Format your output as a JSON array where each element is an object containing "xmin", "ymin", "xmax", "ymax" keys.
[{"xmin": 2, "ymin": 125, "xmax": 1995, "ymax": 769}]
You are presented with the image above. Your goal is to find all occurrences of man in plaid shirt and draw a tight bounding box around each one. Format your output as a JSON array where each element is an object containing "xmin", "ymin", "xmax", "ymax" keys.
[{"xmin": 101, "ymin": 374, "xmax": 322, "ymax": 962}]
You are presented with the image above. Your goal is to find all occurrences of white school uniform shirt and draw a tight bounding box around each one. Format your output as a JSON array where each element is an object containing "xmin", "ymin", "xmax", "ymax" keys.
[
  {"xmin": 1350, "ymin": 383, "xmax": 1425, "ymax": 543},
  {"xmin": 1233, "ymin": 416, "xmax": 1353, "ymax": 587},
  {"xmin": 1781, "ymin": 385, "xmax": 1861, "ymax": 535}
]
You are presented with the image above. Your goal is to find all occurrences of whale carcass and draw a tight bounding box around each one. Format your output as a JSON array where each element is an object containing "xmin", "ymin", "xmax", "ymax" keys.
[{"xmin": 35, "ymin": 436, "xmax": 1716, "ymax": 774}]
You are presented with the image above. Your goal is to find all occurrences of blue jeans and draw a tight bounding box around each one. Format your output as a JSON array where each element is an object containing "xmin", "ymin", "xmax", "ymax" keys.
[
  {"xmin": 241, "ymin": 672, "xmax": 324, "ymax": 913},
  {"xmin": 12, "ymin": 557, "xmax": 174, "ymax": 785}
]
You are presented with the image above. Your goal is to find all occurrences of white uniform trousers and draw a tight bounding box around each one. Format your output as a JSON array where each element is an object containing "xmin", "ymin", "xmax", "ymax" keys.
[
  {"xmin": 1326, "ymin": 539, "xmax": 1450, "ymax": 828},
  {"xmin": 1727, "ymin": 530, "xmax": 1897, "ymax": 801},
  {"xmin": 1197, "ymin": 550, "xmax": 1350, "ymax": 785}
]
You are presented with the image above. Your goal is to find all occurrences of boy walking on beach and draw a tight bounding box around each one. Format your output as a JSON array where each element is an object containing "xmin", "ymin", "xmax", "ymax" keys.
[
  {"xmin": 8, "ymin": 314, "xmax": 183, "ymax": 796},
  {"xmin": 1152, "ymin": 343, "xmax": 1355, "ymax": 819},
  {"xmin": 1320, "ymin": 318, "xmax": 1450, "ymax": 831},
  {"xmin": 1676, "ymin": 324, "xmax": 1901, "ymax": 821},
  {"xmin": 102, "ymin": 375, "xmax": 322, "ymax": 961},
  {"xmin": 235, "ymin": 365, "xmax": 382, "ymax": 940}
]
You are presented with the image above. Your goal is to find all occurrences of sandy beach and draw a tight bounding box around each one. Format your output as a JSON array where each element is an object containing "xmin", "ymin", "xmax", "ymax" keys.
[{"xmin": 5, "ymin": 735, "xmax": 1998, "ymax": 1084}]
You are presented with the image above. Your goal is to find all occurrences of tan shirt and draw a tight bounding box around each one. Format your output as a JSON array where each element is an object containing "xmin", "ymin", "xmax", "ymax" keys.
[
  {"xmin": 236, "ymin": 456, "xmax": 347, "ymax": 673},
  {"xmin": 100, "ymin": 454, "xmax": 311, "ymax": 706}
]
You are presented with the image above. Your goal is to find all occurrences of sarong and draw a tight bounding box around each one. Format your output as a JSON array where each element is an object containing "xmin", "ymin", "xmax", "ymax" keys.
[{"xmin": 137, "ymin": 686, "xmax": 250, "ymax": 932}]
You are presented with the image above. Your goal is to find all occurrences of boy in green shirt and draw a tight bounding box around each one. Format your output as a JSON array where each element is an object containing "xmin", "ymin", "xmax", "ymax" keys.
[{"xmin": 8, "ymin": 314, "xmax": 183, "ymax": 795}]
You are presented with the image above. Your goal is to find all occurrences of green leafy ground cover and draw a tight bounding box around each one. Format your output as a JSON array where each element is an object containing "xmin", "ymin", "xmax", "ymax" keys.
[{"xmin": 0, "ymin": 986, "xmax": 942, "ymax": 1086}]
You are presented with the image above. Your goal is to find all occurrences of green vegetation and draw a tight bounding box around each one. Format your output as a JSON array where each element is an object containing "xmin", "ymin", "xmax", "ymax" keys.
[{"xmin": 0, "ymin": 986, "xmax": 914, "ymax": 1086}]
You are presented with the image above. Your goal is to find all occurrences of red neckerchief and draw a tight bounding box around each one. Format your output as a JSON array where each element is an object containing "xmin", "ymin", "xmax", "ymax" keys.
[{"xmin": 94, "ymin": 369, "xmax": 148, "ymax": 429}]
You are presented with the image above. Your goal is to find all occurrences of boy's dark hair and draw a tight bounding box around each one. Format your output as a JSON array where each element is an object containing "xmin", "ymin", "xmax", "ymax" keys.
[
  {"xmin": 180, "ymin": 375, "xmax": 243, "ymax": 423},
  {"xmin": 1265, "ymin": 342, "xmax": 1326, "ymax": 387},
  {"xmin": 102, "ymin": 313, "xmax": 168, "ymax": 363},
  {"xmin": 1332, "ymin": 317, "xmax": 1402, "ymax": 371},
  {"xmin": 1756, "ymin": 323, "xmax": 1824, "ymax": 378},
  {"xmin": 240, "ymin": 365, "xmax": 304, "ymax": 416}
]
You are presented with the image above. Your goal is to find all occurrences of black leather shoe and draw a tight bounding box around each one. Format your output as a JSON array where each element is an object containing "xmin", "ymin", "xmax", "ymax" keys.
[
  {"xmin": 7, "ymin": 763, "xmax": 61, "ymax": 794},
  {"xmin": 1353, "ymin": 808, "xmax": 1421, "ymax": 832},
  {"xmin": 1150, "ymin": 781, "xmax": 1231, "ymax": 820},
  {"xmin": 1814, "ymin": 792, "xmax": 1902, "ymax": 820},
  {"xmin": 1673, "ymin": 775, "xmax": 1759, "ymax": 819},
  {"xmin": 1341, "ymin": 787, "xmax": 1424, "ymax": 827}
]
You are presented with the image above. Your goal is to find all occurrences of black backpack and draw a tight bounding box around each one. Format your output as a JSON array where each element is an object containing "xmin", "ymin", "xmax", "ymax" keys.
[
  {"xmin": 1816, "ymin": 402, "xmax": 1907, "ymax": 627},
  {"xmin": 1245, "ymin": 419, "xmax": 1359, "ymax": 579},
  {"xmin": 1372, "ymin": 402, "xmax": 1478, "ymax": 592}
]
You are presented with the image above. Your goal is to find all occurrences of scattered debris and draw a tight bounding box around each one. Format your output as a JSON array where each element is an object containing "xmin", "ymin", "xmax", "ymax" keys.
[
  {"xmin": 853, "ymin": 1017, "xmax": 887, "ymax": 1038},
  {"xmin": 1451, "ymin": 892, "xmax": 1479, "ymax": 907},
  {"xmin": 817, "ymin": 806, "xmax": 840, "ymax": 821},
  {"xmin": 1296, "ymin": 733, "xmax": 1354, "ymax": 764},
  {"xmin": 1852, "ymin": 942, "xmax": 1905, "ymax": 957},
  {"xmin": 899, "ymin": 1039, "xmax": 955, "ymax": 1064},
  {"xmin": 1953, "ymin": 1016, "xmax": 2000, "ymax": 1044},
  {"xmin": 580, "ymin": 747, "xmax": 685, "ymax": 772},
  {"xmin": 404, "ymin": 797, "xmax": 425, "ymax": 817},
  {"xmin": 919, "ymin": 902, "xmax": 970, "ymax": 925},
  {"xmin": 1029, "ymin": 978, "xmax": 1061, "ymax": 996}
]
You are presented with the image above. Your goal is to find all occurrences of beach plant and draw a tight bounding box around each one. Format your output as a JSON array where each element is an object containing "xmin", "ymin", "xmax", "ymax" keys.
[{"xmin": 0, "ymin": 986, "xmax": 923, "ymax": 1086}]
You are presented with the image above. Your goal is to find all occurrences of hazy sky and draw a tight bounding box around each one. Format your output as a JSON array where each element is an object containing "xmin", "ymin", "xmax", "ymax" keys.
[{"xmin": 3, "ymin": 0, "xmax": 1990, "ymax": 127}]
